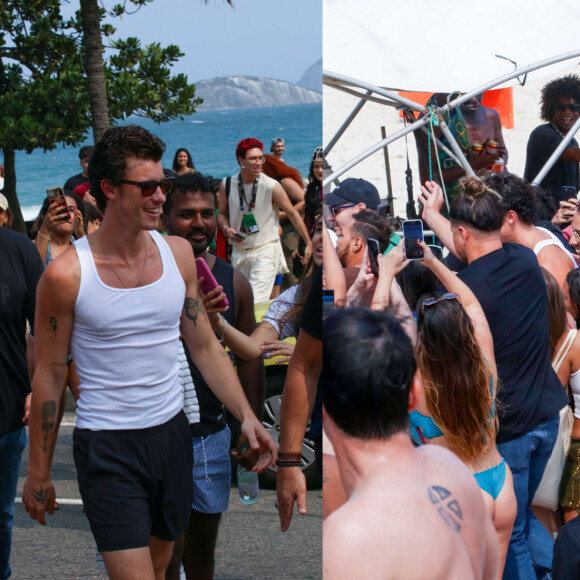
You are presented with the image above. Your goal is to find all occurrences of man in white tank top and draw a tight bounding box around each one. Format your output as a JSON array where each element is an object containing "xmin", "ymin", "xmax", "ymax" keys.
[
  {"xmin": 487, "ymin": 173, "xmax": 578, "ymax": 288},
  {"xmin": 22, "ymin": 126, "xmax": 277, "ymax": 580},
  {"xmin": 218, "ymin": 138, "xmax": 313, "ymax": 303}
]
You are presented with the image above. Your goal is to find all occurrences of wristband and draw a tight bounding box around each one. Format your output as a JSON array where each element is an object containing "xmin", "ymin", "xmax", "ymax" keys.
[{"xmin": 276, "ymin": 460, "xmax": 302, "ymax": 467}]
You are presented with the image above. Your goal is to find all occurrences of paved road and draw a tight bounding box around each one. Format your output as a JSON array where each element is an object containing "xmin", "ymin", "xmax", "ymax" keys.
[{"xmin": 11, "ymin": 417, "xmax": 322, "ymax": 580}]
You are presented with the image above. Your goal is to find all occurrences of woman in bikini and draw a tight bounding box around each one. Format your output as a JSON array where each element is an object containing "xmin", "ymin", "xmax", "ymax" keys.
[{"xmin": 409, "ymin": 242, "xmax": 517, "ymax": 579}]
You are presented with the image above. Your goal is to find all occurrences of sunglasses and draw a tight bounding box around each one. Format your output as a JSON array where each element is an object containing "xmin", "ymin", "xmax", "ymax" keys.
[
  {"xmin": 118, "ymin": 177, "xmax": 175, "ymax": 197},
  {"xmin": 422, "ymin": 293, "xmax": 461, "ymax": 313},
  {"xmin": 554, "ymin": 103, "xmax": 580, "ymax": 113},
  {"xmin": 330, "ymin": 203, "xmax": 356, "ymax": 218}
]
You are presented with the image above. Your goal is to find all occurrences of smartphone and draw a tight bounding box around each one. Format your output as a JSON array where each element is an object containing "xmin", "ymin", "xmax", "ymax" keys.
[
  {"xmin": 233, "ymin": 231, "xmax": 247, "ymax": 240},
  {"xmin": 46, "ymin": 186, "xmax": 70, "ymax": 219},
  {"xmin": 367, "ymin": 238, "xmax": 380, "ymax": 277},
  {"xmin": 402, "ymin": 219, "xmax": 424, "ymax": 260},
  {"xmin": 195, "ymin": 257, "xmax": 229, "ymax": 310},
  {"xmin": 322, "ymin": 289, "xmax": 334, "ymax": 319}
]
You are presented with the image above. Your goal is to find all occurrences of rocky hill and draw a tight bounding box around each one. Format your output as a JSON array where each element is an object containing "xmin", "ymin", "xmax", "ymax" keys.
[
  {"xmin": 297, "ymin": 59, "xmax": 322, "ymax": 93},
  {"xmin": 194, "ymin": 76, "xmax": 322, "ymax": 111}
]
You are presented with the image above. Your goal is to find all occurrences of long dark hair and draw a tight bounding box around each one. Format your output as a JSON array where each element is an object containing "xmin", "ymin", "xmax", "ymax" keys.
[
  {"xmin": 172, "ymin": 148, "xmax": 195, "ymax": 172},
  {"xmin": 542, "ymin": 267, "xmax": 568, "ymax": 356},
  {"xmin": 566, "ymin": 269, "xmax": 580, "ymax": 327},
  {"xmin": 416, "ymin": 296, "xmax": 497, "ymax": 463}
]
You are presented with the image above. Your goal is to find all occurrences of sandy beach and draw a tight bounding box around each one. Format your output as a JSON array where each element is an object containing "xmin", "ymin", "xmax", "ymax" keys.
[{"xmin": 323, "ymin": 62, "xmax": 580, "ymax": 218}]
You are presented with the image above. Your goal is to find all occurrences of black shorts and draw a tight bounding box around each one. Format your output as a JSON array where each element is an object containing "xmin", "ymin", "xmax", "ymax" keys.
[{"xmin": 73, "ymin": 411, "xmax": 193, "ymax": 552}]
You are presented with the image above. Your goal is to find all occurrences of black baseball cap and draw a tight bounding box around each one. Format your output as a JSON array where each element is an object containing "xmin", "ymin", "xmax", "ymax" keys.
[{"xmin": 324, "ymin": 178, "xmax": 380, "ymax": 210}]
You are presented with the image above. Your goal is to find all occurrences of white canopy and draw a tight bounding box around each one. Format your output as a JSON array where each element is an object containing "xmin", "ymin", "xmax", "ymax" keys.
[{"xmin": 324, "ymin": 0, "xmax": 580, "ymax": 92}]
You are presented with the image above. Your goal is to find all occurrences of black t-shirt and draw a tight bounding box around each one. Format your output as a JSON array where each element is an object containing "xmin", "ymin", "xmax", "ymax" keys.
[
  {"xmin": 456, "ymin": 243, "xmax": 568, "ymax": 443},
  {"xmin": 300, "ymin": 266, "xmax": 322, "ymax": 438},
  {"xmin": 0, "ymin": 228, "xmax": 44, "ymax": 437},
  {"xmin": 187, "ymin": 257, "xmax": 236, "ymax": 437},
  {"xmin": 524, "ymin": 124, "xmax": 580, "ymax": 204},
  {"xmin": 63, "ymin": 173, "xmax": 88, "ymax": 195}
]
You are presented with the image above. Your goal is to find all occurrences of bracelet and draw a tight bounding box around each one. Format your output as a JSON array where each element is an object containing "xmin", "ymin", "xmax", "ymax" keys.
[
  {"xmin": 276, "ymin": 460, "xmax": 302, "ymax": 467},
  {"xmin": 37, "ymin": 230, "xmax": 51, "ymax": 243},
  {"xmin": 278, "ymin": 452, "xmax": 302, "ymax": 461}
]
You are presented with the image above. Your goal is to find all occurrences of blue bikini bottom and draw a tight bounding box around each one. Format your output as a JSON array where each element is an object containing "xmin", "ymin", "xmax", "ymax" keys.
[{"xmin": 473, "ymin": 458, "xmax": 506, "ymax": 500}]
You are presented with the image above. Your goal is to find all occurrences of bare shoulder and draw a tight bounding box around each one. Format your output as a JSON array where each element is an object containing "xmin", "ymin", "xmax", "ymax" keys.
[
  {"xmin": 163, "ymin": 235, "xmax": 196, "ymax": 280},
  {"xmin": 42, "ymin": 245, "xmax": 81, "ymax": 291}
]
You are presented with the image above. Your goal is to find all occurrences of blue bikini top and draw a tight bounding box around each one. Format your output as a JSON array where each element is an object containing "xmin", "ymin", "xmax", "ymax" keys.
[{"xmin": 410, "ymin": 371, "xmax": 495, "ymax": 445}]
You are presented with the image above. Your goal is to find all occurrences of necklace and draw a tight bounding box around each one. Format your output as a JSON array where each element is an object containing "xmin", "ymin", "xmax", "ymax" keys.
[
  {"xmin": 97, "ymin": 232, "xmax": 148, "ymax": 289},
  {"xmin": 550, "ymin": 123, "xmax": 566, "ymax": 139}
]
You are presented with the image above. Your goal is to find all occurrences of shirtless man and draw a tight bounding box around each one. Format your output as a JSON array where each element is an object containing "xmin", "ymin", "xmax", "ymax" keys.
[
  {"xmin": 323, "ymin": 308, "xmax": 499, "ymax": 580},
  {"xmin": 21, "ymin": 125, "xmax": 276, "ymax": 580},
  {"xmin": 460, "ymin": 93, "xmax": 508, "ymax": 165}
]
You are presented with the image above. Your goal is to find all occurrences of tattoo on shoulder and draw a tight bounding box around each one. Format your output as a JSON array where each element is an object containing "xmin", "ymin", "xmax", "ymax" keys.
[
  {"xmin": 42, "ymin": 316, "xmax": 58, "ymax": 346},
  {"xmin": 183, "ymin": 296, "xmax": 207, "ymax": 327},
  {"xmin": 428, "ymin": 485, "xmax": 463, "ymax": 532},
  {"xmin": 39, "ymin": 400, "xmax": 56, "ymax": 453},
  {"xmin": 33, "ymin": 487, "xmax": 49, "ymax": 505}
]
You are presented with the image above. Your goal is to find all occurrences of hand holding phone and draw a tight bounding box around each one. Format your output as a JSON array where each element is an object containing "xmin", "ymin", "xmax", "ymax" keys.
[
  {"xmin": 46, "ymin": 187, "xmax": 70, "ymax": 220},
  {"xmin": 402, "ymin": 219, "xmax": 424, "ymax": 260},
  {"xmin": 195, "ymin": 257, "xmax": 229, "ymax": 310},
  {"xmin": 367, "ymin": 238, "xmax": 380, "ymax": 277}
]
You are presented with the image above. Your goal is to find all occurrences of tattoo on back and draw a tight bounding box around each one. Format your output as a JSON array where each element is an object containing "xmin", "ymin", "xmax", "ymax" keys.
[
  {"xmin": 33, "ymin": 487, "xmax": 48, "ymax": 505},
  {"xmin": 184, "ymin": 296, "xmax": 207, "ymax": 327},
  {"xmin": 39, "ymin": 400, "xmax": 56, "ymax": 453},
  {"xmin": 428, "ymin": 485, "xmax": 463, "ymax": 532},
  {"xmin": 42, "ymin": 316, "xmax": 58, "ymax": 346}
]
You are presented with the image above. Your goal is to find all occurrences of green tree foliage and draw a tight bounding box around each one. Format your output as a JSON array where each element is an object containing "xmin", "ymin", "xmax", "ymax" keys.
[{"xmin": 0, "ymin": 0, "xmax": 201, "ymax": 232}]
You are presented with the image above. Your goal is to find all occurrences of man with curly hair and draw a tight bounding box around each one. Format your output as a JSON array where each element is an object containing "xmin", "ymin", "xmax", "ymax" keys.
[{"xmin": 524, "ymin": 74, "xmax": 580, "ymax": 206}]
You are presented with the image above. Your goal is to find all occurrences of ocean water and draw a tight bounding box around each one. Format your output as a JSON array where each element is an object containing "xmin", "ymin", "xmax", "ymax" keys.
[{"xmin": 14, "ymin": 102, "xmax": 322, "ymax": 221}]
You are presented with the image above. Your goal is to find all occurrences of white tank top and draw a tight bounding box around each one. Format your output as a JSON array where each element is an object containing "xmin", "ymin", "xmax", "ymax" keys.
[
  {"xmin": 70, "ymin": 231, "xmax": 185, "ymax": 430},
  {"xmin": 533, "ymin": 227, "xmax": 578, "ymax": 269},
  {"xmin": 226, "ymin": 172, "xmax": 279, "ymax": 249}
]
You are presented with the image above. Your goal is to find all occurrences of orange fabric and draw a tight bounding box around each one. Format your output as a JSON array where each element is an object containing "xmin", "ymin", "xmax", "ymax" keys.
[{"xmin": 398, "ymin": 87, "xmax": 514, "ymax": 129}]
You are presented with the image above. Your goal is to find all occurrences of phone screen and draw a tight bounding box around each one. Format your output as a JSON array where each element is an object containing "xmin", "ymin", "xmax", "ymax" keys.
[
  {"xmin": 403, "ymin": 220, "xmax": 424, "ymax": 260},
  {"xmin": 367, "ymin": 238, "xmax": 380, "ymax": 277},
  {"xmin": 322, "ymin": 289, "xmax": 334, "ymax": 318}
]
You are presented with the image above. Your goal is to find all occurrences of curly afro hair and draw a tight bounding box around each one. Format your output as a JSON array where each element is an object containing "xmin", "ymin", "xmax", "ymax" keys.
[{"xmin": 540, "ymin": 74, "xmax": 580, "ymax": 122}]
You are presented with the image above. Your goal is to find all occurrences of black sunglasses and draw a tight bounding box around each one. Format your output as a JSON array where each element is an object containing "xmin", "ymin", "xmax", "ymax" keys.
[
  {"xmin": 554, "ymin": 103, "xmax": 580, "ymax": 113},
  {"xmin": 330, "ymin": 203, "xmax": 356, "ymax": 218},
  {"xmin": 118, "ymin": 177, "xmax": 175, "ymax": 197}
]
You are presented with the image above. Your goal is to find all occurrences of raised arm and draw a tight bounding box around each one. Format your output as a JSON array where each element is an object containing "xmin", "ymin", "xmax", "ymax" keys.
[
  {"xmin": 418, "ymin": 181, "xmax": 459, "ymax": 258},
  {"xmin": 168, "ymin": 236, "xmax": 276, "ymax": 470},
  {"xmin": 418, "ymin": 240, "xmax": 495, "ymax": 373},
  {"xmin": 322, "ymin": 220, "xmax": 346, "ymax": 307},
  {"xmin": 22, "ymin": 252, "xmax": 78, "ymax": 524}
]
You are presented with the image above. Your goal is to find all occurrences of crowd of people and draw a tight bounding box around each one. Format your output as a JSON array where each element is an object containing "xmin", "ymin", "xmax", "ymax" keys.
[
  {"xmin": 322, "ymin": 74, "xmax": 580, "ymax": 580},
  {"xmin": 1, "ymin": 125, "xmax": 323, "ymax": 579}
]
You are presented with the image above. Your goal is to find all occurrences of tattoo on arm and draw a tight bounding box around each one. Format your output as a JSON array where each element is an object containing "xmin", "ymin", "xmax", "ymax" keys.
[
  {"xmin": 322, "ymin": 464, "xmax": 329, "ymax": 484},
  {"xmin": 39, "ymin": 400, "xmax": 56, "ymax": 453},
  {"xmin": 42, "ymin": 316, "xmax": 58, "ymax": 346},
  {"xmin": 183, "ymin": 296, "xmax": 207, "ymax": 327},
  {"xmin": 33, "ymin": 487, "xmax": 49, "ymax": 505},
  {"xmin": 428, "ymin": 485, "xmax": 463, "ymax": 532}
]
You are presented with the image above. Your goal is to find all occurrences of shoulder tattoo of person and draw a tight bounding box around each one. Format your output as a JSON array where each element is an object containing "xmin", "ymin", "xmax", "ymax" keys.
[
  {"xmin": 428, "ymin": 485, "xmax": 463, "ymax": 532},
  {"xmin": 42, "ymin": 316, "xmax": 58, "ymax": 345},
  {"xmin": 184, "ymin": 296, "xmax": 207, "ymax": 327}
]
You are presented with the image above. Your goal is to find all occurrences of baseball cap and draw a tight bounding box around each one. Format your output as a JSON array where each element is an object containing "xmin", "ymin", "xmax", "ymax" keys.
[
  {"xmin": 270, "ymin": 137, "xmax": 284, "ymax": 151},
  {"xmin": 324, "ymin": 178, "xmax": 380, "ymax": 210},
  {"xmin": 0, "ymin": 193, "xmax": 8, "ymax": 211}
]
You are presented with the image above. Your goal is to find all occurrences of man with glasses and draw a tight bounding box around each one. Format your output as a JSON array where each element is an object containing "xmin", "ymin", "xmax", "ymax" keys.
[
  {"xmin": 218, "ymin": 137, "xmax": 312, "ymax": 303},
  {"xmin": 22, "ymin": 125, "xmax": 277, "ymax": 579},
  {"xmin": 525, "ymin": 75, "xmax": 580, "ymax": 207},
  {"xmin": 323, "ymin": 177, "xmax": 380, "ymax": 236}
]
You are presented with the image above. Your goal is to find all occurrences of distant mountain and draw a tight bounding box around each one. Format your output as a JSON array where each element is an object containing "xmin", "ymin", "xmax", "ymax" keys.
[
  {"xmin": 297, "ymin": 59, "xmax": 322, "ymax": 93},
  {"xmin": 194, "ymin": 76, "xmax": 322, "ymax": 111}
]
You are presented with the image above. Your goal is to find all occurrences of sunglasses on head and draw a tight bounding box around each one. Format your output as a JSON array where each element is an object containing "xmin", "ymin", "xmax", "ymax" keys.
[
  {"xmin": 330, "ymin": 203, "xmax": 356, "ymax": 218},
  {"xmin": 118, "ymin": 177, "xmax": 176, "ymax": 197},
  {"xmin": 555, "ymin": 103, "xmax": 580, "ymax": 113},
  {"xmin": 422, "ymin": 293, "xmax": 461, "ymax": 313}
]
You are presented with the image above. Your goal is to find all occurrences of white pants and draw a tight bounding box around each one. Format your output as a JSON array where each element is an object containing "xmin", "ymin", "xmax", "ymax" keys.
[{"xmin": 231, "ymin": 240, "xmax": 286, "ymax": 304}]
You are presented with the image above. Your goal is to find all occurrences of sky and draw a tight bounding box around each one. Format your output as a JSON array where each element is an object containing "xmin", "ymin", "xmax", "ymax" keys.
[{"xmin": 66, "ymin": 0, "xmax": 322, "ymax": 85}]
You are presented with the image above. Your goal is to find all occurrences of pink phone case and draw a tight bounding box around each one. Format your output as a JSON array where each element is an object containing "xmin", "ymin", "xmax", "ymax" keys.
[{"xmin": 195, "ymin": 258, "xmax": 229, "ymax": 309}]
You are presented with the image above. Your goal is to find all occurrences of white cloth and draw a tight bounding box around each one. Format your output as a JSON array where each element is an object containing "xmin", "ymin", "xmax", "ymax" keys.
[
  {"xmin": 71, "ymin": 231, "xmax": 185, "ymax": 430},
  {"xmin": 533, "ymin": 227, "xmax": 578, "ymax": 269},
  {"xmin": 262, "ymin": 284, "xmax": 301, "ymax": 340},
  {"xmin": 178, "ymin": 341, "xmax": 200, "ymax": 425}
]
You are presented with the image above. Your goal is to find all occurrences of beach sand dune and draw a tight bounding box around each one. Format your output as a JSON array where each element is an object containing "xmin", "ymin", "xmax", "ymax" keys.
[{"xmin": 323, "ymin": 63, "xmax": 580, "ymax": 218}]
